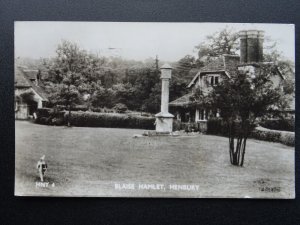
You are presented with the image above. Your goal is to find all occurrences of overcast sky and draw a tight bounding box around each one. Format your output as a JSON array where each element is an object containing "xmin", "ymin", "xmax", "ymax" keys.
[{"xmin": 15, "ymin": 22, "xmax": 295, "ymax": 62}]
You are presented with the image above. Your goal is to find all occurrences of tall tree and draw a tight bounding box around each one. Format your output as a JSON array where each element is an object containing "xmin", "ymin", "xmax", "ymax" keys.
[
  {"xmin": 48, "ymin": 40, "xmax": 86, "ymax": 126},
  {"xmin": 195, "ymin": 27, "xmax": 239, "ymax": 59}
]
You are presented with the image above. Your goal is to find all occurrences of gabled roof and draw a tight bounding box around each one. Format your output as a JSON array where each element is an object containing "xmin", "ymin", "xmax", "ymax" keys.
[
  {"xmin": 15, "ymin": 67, "xmax": 48, "ymax": 101},
  {"xmin": 187, "ymin": 55, "xmax": 240, "ymax": 88}
]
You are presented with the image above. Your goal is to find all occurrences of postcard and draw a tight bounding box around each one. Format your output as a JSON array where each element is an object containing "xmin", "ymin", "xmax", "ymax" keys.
[{"xmin": 15, "ymin": 22, "xmax": 295, "ymax": 198}]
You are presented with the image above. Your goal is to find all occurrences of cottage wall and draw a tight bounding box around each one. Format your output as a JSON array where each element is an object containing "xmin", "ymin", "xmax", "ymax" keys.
[
  {"xmin": 15, "ymin": 87, "xmax": 44, "ymax": 119},
  {"xmin": 15, "ymin": 104, "xmax": 29, "ymax": 119}
]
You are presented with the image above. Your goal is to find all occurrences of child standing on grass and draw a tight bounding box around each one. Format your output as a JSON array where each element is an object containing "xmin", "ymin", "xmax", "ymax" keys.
[{"xmin": 36, "ymin": 155, "xmax": 47, "ymax": 182}]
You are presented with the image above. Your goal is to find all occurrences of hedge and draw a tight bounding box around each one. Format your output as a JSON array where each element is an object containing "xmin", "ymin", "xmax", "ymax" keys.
[
  {"xmin": 35, "ymin": 109, "xmax": 155, "ymax": 130},
  {"xmin": 259, "ymin": 118, "xmax": 294, "ymax": 132},
  {"xmin": 206, "ymin": 118, "xmax": 294, "ymax": 146},
  {"xmin": 66, "ymin": 111, "xmax": 155, "ymax": 129},
  {"xmin": 251, "ymin": 127, "xmax": 295, "ymax": 146},
  {"xmin": 207, "ymin": 118, "xmax": 227, "ymax": 135},
  {"xmin": 35, "ymin": 108, "xmax": 65, "ymax": 126}
]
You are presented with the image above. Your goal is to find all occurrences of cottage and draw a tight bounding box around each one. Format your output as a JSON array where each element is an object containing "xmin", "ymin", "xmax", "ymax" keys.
[
  {"xmin": 169, "ymin": 30, "xmax": 286, "ymax": 125},
  {"xmin": 15, "ymin": 67, "xmax": 48, "ymax": 119}
]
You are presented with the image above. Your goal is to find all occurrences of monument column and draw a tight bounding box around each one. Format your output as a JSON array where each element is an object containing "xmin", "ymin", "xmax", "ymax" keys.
[{"xmin": 155, "ymin": 63, "xmax": 174, "ymax": 133}]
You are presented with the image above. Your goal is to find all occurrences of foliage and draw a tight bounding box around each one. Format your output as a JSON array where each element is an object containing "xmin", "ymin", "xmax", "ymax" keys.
[
  {"xmin": 175, "ymin": 55, "xmax": 197, "ymax": 78},
  {"xmin": 251, "ymin": 127, "xmax": 294, "ymax": 147},
  {"xmin": 208, "ymin": 65, "xmax": 284, "ymax": 166},
  {"xmin": 195, "ymin": 27, "xmax": 239, "ymax": 60},
  {"xmin": 206, "ymin": 118, "xmax": 294, "ymax": 146},
  {"xmin": 207, "ymin": 118, "xmax": 226, "ymax": 135},
  {"xmin": 259, "ymin": 118, "xmax": 294, "ymax": 132},
  {"xmin": 113, "ymin": 103, "xmax": 128, "ymax": 113},
  {"xmin": 35, "ymin": 108, "xmax": 65, "ymax": 126},
  {"xmin": 47, "ymin": 40, "xmax": 92, "ymax": 125},
  {"xmin": 66, "ymin": 111, "xmax": 155, "ymax": 129}
]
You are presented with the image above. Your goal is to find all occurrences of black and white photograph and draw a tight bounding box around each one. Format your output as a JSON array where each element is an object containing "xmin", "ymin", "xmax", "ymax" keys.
[{"xmin": 14, "ymin": 22, "xmax": 295, "ymax": 198}]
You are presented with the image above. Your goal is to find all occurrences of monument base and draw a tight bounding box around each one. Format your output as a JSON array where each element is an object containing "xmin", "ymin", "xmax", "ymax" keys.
[{"xmin": 155, "ymin": 112, "xmax": 174, "ymax": 133}]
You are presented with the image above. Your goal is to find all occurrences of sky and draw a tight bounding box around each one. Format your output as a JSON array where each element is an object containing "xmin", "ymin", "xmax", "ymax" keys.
[{"xmin": 15, "ymin": 22, "xmax": 295, "ymax": 62}]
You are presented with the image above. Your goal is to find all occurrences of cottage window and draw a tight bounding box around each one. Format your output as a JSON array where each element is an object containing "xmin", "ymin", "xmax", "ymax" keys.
[
  {"xmin": 208, "ymin": 75, "xmax": 220, "ymax": 86},
  {"xmin": 210, "ymin": 76, "xmax": 214, "ymax": 86},
  {"xmin": 215, "ymin": 76, "xmax": 219, "ymax": 85}
]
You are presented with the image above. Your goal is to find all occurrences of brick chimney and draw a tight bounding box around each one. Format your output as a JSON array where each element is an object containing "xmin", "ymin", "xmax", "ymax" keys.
[
  {"xmin": 239, "ymin": 30, "xmax": 264, "ymax": 63},
  {"xmin": 257, "ymin": 30, "xmax": 264, "ymax": 62}
]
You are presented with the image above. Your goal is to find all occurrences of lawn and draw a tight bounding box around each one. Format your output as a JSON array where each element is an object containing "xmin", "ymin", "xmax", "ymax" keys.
[{"xmin": 15, "ymin": 121, "xmax": 295, "ymax": 198}]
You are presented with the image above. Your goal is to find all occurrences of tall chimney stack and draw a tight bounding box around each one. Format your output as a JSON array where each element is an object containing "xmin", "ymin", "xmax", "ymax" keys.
[
  {"xmin": 239, "ymin": 30, "xmax": 248, "ymax": 63},
  {"xmin": 246, "ymin": 30, "xmax": 259, "ymax": 63},
  {"xmin": 257, "ymin": 30, "xmax": 265, "ymax": 62},
  {"xmin": 239, "ymin": 30, "xmax": 264, "ymax": 63}
]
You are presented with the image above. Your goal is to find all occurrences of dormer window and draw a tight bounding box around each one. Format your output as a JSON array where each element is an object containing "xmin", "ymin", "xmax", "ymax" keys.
[
  {"xmin": 215, "ymin": 76, "xmax": 219, "ymax": 85},
  {"xmin": 208, "ymin": 75, "xmax": 220, "ymax": 86}
]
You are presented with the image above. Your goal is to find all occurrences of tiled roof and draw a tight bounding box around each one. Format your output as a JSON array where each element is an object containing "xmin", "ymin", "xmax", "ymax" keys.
[
  {"xmin": 200, "ymin": 56, "xmax": 226, "ymax": 72},
  {"xmin": 15, "ymin": 67, "xmax": 48, "ymax": 101},
  {"xmin": 15, "ymin": 67, "xmax": 32, "ymax": 87}
]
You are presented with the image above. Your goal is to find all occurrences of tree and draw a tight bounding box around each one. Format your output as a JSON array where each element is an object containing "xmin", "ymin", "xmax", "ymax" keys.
[
  {"xmin": 90, "ymin": 87, "xmax": 116, "ymax": 109},
  {"xmin": 48, "ymin": 41, "xmax": 85, "ymax": 126},
  {"xmin": 195, "ymin": 27, "xmax": 239, "ymax": 60},
  {"xmin": 175, "ymin": 55, "xmax": 196, "ymax": 78},
  {"xmin": 208, "ymin": 65, "xmax": 283, "ymax": 166},
  {"xmin": 114, "ymin": 103, "xmax": 128, "ymax": 113}
]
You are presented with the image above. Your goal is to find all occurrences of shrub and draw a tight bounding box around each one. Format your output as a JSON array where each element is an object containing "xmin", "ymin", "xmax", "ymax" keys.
[
  {"xmin": 177, "ymin": 122, "xmax": 199, "ymax": 132},
  {"xmin": 36, "ymin": 108, "xmax": 51, "ymax": 118},
  {"xmin": 71, "ymin": 105, "xmax": 88, "ymax": 111},
  {"xmin": 207, "ymin": 118, "xmax": 226, "ymax": 135},
  {"xmin": 65, "ymin": 111, "xmax": 155, "ymax": 129},
  {"xmin": 90, "ymin": 107, "xmax": 102, "ymax": 113},
  {"xmin": 251, "ymin": 129, "xmax": 281, "ymax": 142},
  {"xmin": 260, "ymin": 118, "xmax": 294, "ymax": 132},
  {"xmin": 114, "ymin": 103, "xmax": 128, "ymax": 113},
  {"xmin": 279, "ymin": 132, "xmax": 295, "ymax": 146},
  {"xmin": 173, "ymin": 119, "xmax": 181, "ymax": 131},
  {"xmin": 35, "ymin": 108, "xmax": 66, "ymax": 126},
  {"xmin": 250, "ymin": 127, "xmax": 294, "ymax": 146},
  {"xmin": 206, "ymin": 118, "xmax": 294, "ymax": 146}
]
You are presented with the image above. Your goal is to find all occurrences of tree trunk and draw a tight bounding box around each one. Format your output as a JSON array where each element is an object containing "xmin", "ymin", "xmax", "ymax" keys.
[{"xmin": 228, "ymin": 120, "xmax": 249, "ymax": 167}]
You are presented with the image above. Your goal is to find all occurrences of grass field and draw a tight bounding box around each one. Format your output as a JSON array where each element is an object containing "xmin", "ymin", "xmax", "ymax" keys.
[{"xmin": 15, "ymin": 121, "xmax": 295, "ymax": 198}]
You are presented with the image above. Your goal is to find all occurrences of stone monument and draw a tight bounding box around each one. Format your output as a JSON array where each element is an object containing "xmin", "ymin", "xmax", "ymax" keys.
[{"xmin": 155, "ymin": 63, "xmax": 174, "ymax": 133}]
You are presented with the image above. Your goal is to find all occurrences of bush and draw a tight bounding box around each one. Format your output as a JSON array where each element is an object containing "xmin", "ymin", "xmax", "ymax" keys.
[
  {"xmin": 113, "ymin": 103, "xmax": 128, "ymax": 113},
  {"xmin": 207, "ymin": 118, "xmax": 226, "ymax": 135},
  {"xmin": 260, "ymin": 118, "xmax": 294, "ymax": 132},
  {"xmin": 280, "ymin": 132, "xmax": 295, "ymax": 146},
  {"xmin": 206, "ymin": 118, "xmax": 294, "ymax": 146},
  {"xmin": 35, "ymin": 108, "xmax": 66, "ymax": 126},
  {"xmin": 36, "ymin": 108, "xmax": 51, "ymax": 118},
  {"xmin": 174, "ymin": 122, "xmax": 199, "ymax": 132},
  {"xmin": 173, "ymin": 119, "xmax": 181, "ymax": 131},
  {"xmin": 66, "ymin": 111, "xmax": 155, "ymax": 129},
  {"xmin": 251, "ymin": 127, "xmax": 294, "ymax": 146},
  {"xmin": 90, "ymin": 107, "xmax": 102, "ymax": 113},
  {"xmin": 71, "ymin": 105, "xmax": 88, "ymax": 111}
]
